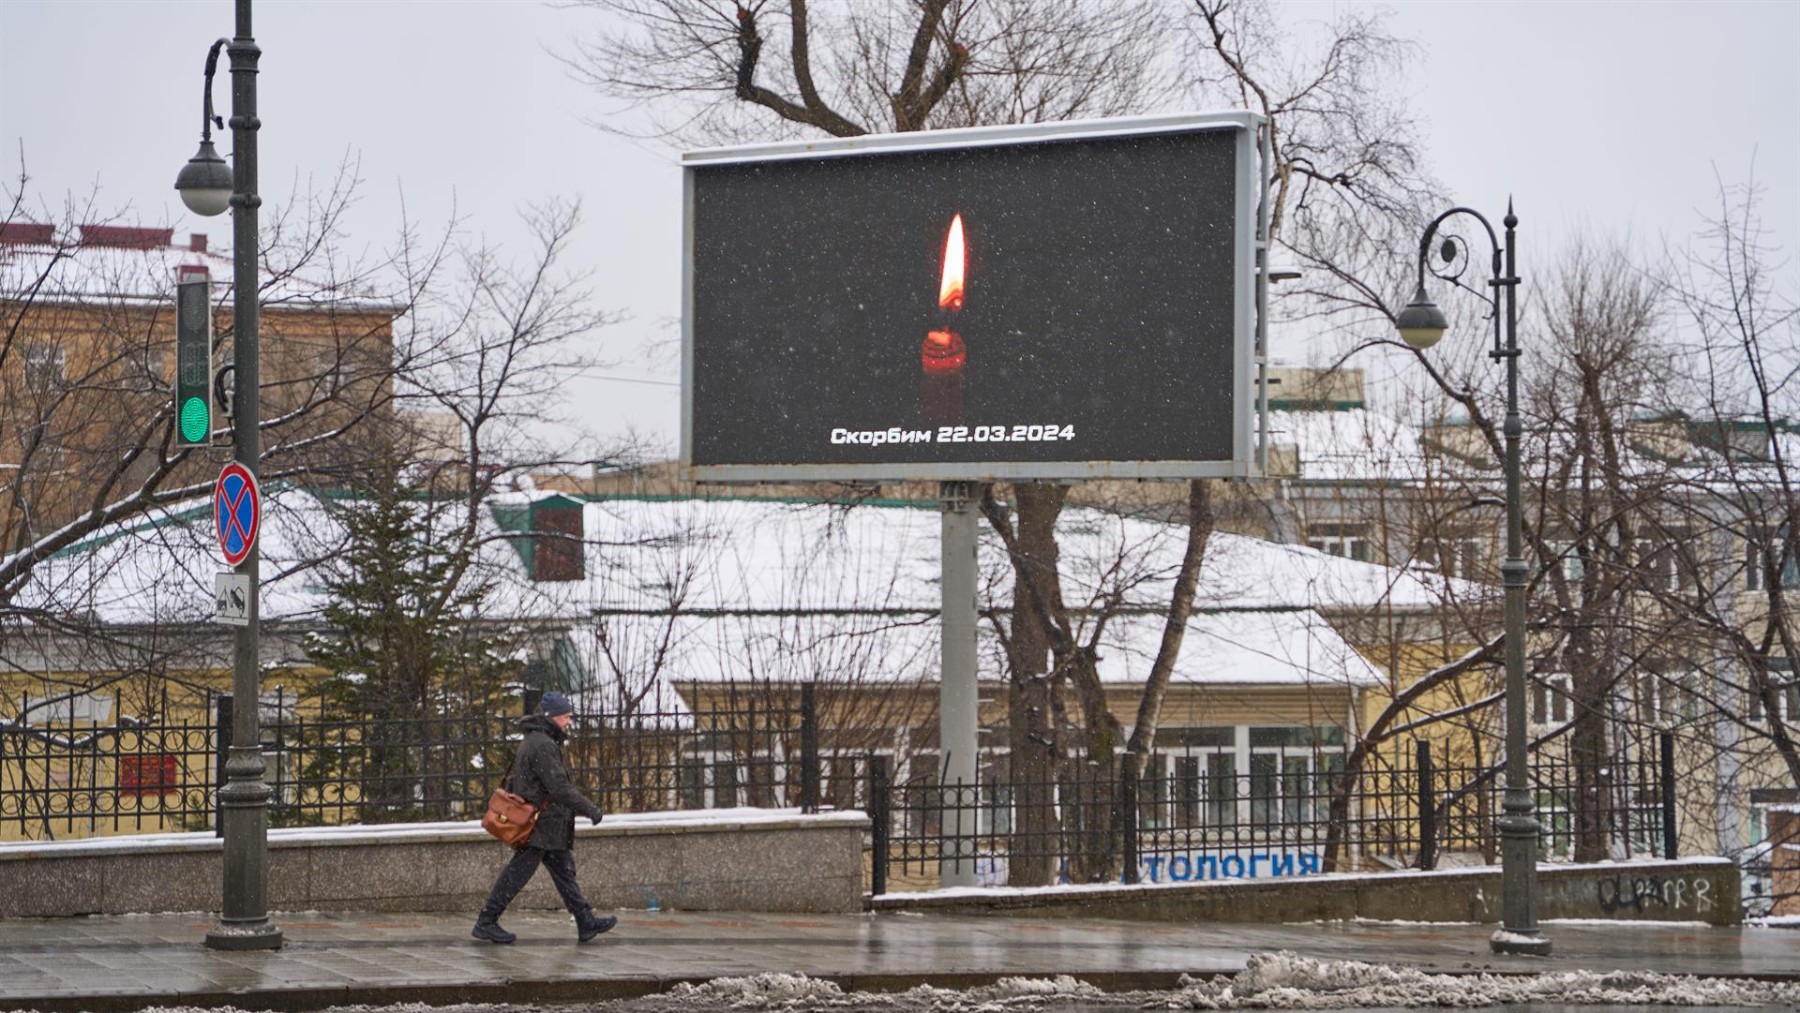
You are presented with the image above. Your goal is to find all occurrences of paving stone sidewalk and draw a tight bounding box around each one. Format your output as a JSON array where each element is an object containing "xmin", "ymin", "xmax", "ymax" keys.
[{"xmin": 0, "ymin": 910, "xmax": 1793, "ymax": 1012}]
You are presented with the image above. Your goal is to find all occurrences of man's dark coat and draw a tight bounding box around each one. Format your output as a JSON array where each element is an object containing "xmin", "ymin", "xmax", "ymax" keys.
[{"xmin": 509, "ymin": 714, "xmax": 604, "ymax": 851}]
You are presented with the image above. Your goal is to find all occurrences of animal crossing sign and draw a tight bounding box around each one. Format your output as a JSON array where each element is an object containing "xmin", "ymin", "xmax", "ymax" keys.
[{"xmin": 214, "ymin": 461, "xmax": 260, "ymax": 567}]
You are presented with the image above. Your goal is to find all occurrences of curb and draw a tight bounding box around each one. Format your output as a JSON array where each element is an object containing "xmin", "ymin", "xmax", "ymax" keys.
[
  {"xmin": 7, "ymin": 964, "xmax": 1800, "ymax": 1012},
  {"xmin": 0, "ymin": 971, "xmax": 1203, "ymax": 1012}
]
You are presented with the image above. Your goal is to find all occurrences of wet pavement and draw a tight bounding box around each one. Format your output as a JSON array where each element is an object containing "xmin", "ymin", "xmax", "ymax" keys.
[{"xmin": 0, "ymin": 909, "xmax": 1793, "ymax": 1012}]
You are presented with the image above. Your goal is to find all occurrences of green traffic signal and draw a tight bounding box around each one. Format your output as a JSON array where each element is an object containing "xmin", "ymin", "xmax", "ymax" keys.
[
  {"xmin": 175, "ymin": 273, "xmax": 213, "ymax": 447},
  {"xmin": 179, "ymin": 395, "xmax": 211, "ymax": 443}
]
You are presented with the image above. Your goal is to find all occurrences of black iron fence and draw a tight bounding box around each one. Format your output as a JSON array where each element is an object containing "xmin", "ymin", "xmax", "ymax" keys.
[
  {"xmin": 1, "ymin": 686, "xmax": 819, "ymax": 840},
  {"xmin": 866, "ymin": 734, "xmax": 1680, "ymax": 893},
  {"xmin": 0, "ymin": 688, "xmax": 1684, "ymax": 898}
]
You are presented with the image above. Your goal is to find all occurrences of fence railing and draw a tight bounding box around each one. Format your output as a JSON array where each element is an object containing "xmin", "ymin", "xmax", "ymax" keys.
[
  {"xmin": 0, "ymin": 688, "xmax": 1682, "ymax": 899},
  {"xmin": 1, "ymin": 686, "xmax": 818, "ymax": 839},
  {"xmin": 866, "ymin": 734, "xmax": 1680, "ymax": 893}
]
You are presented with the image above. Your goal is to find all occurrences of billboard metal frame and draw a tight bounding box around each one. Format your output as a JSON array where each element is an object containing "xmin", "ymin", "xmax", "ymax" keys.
[{"xmin": 680, "ymin": 111, "xmax": 1271, "ymax": 484}]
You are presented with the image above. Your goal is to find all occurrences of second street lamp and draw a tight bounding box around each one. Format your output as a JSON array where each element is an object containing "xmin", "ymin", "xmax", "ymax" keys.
[
  {"xmin": 1398, "ymin": 201, "xmax": 1550, "ymax": 957},
  {"xmin": 176, "ymin": 0, "xmax": 281, "ymax": 952}
]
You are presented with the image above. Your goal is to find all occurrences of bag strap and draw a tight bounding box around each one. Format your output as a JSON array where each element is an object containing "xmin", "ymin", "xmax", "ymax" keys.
[
  {"xmin": 503, "ymin": 744, "xmax": 523, "ymax": 795},
  {"xmin": 502, "ymin": 744, "xmax": 538, "ymax": 805}
]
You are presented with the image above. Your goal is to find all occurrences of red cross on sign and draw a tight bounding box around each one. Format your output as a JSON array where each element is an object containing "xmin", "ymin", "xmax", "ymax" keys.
[{"xmin": 214, "ymin": 462, "xmax": 260, "ymax": 567}]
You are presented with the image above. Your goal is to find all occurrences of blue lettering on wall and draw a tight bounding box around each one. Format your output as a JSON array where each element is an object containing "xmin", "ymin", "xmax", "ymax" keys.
[{"xmin": 1136, "ymin": 850, "xmax": 1323, "ymax": 883}]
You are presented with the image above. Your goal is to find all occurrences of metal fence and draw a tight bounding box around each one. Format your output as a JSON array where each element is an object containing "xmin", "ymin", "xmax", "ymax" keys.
[
  {"xmin": 1, "ymin": 686, "xmax": 818, "ymax": 840},
  {"xmin": 0, "ymin": 687, "xmax": 1681, "ymax": 897},
  {"xmin": 866, "ymin": 734, "xmax": 1679, "ymax": 894}
]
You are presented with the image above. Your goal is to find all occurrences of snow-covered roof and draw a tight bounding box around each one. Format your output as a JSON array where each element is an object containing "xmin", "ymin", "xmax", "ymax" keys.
[
  {"xmin": 1096, "ymin": 609, "xmax": 1383, "ymax": 688},
  {"xmin": 0, "ymin": 227, "xmax": 401, "ymax": 312},
  {"xmin": 14, "ymin": 489, "xmax": 1462, "ymax": 693},
  {"xmin": 19, "ymin": 488, "xmax": 1471, "ymax": 624},
  {"xmin": 569, "ymin": 605, "xmax": 1379, "ymax": 689},
  {"xmin": 14, "ymin": 485, "xmax": 560, "ymax": 627},
  {"xmin": 553, "ymin": 494, "xmax": 1469, "ymax": 616},
  {"xmin": 1268, "ymin": 408, "xmax": 1432, "ymax": 484},
  {"xmin": 1269, "ymin": 405, "xmax": 1800, "ymax": 493}
]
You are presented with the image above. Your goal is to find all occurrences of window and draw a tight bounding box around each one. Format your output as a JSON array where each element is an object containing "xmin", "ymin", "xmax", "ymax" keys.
[
  {"xmin": 1744, "ymin": 530, "xmax": 1800, "ymax": 591},
  {"xmin": 1639, "ymin": 529, "xmax": 1694, "ymax": 592},
  {"xmin": 1631, "ymin": 670, "xmax": 1699, "ymax": 727},
  {"xmin": 1419, "ymin": 534, "xmax": 1483, "ymax": 579},
  {"xmin": 23, "ymin": 691, "xmax": 113, "ymax": 725},
  {"xmin": 714, "ymin": 757, "xmax": 741, "ymax": 807},
  {"xmin": 1206, "ymin": 751, "xmax": 1237, "ymax": 826},
  {"xmin": 311, "ymin": 344, "xmax": 347, "ymax": 397},
  {"xmin": 1248, "ymin": 726, "xmax": 1345, "ymax": 826},
  {"xmin": 22, "ymin": 343, "xmax": 65, "ymax": 394},
  {"xmin": 1308, "ymin": 522, "xmax": 1372, "ymax": 562},
  {"xmin": 979, "ymin": 757, "xmax": 1012, "ymax": 835},
  {"xmin": 1165, "ymin": 755, "xmax": 1197, "ymax": 828},
  {"xmin": 1532, "ymin": 673, "xmax": 1573, "ymax": 728},
  {"xmin": 1544, "ymin": 541, "xmax": 1587, "ymax": 583},
  {"xmin": 1747, "ymin": 674, "xmax": 1799, "ymax": 725},
  {"xmin": 905, "ymin": 752, "xmax": 939, "ymax": 837},
  {"xmin": 678, "ymin": 760, "xmax": 707, "ymax": 809},
  {"xmin": 824, "ymin": 755, "xmax": 857, "ymax": 810}
]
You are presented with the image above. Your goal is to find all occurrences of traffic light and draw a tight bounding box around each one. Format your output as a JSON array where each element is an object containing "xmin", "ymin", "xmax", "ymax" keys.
[{"xmin": 174, "ymin": 270, "xmax": 213, "ymax": 446}]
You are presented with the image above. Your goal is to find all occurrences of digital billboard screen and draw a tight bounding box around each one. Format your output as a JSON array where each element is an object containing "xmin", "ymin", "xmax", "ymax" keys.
[{"xmin": 682, "ymin": 113, "xmax": 1264, "ymax": 481}]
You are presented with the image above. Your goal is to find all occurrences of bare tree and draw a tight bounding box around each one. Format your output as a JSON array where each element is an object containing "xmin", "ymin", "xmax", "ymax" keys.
[
  {"xmin": 0, "ymin": 158, "xmax": 406, "ymax": 620},
  {"xmin": 559, "ymin": 0, "xmax": 1466, "ymax": 884},
  {"xmin": 1646, "ymin": 178, "xmax": 1800, "ymax": 862},
  {"xmin": 2, "ymin": 172, "xmax": 628, "ymax": 839}
]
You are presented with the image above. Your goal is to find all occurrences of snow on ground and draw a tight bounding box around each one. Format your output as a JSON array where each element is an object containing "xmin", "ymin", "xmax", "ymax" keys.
[
  {"xmin": 1160, "ymin": 952, "xmax": 1800, "ymax": 1008},
  {"xmin": 130, "ymin": 954, "xmax": 1800, "ymax": 1012}
]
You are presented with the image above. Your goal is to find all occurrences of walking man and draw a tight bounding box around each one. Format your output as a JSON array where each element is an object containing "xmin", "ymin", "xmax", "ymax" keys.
[{"xmin": 473, "ymin": 691, "xmax": 616, "ymax": 943}]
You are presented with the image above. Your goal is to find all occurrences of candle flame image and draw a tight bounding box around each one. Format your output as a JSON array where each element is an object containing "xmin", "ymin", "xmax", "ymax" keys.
[
  {"xmin": 921, "ymin": 213, "xmax": 967, "ymax": 424},
  {"xmin": 922, "ymin": 213, "xmax": 968, "ymax": 375},
  {"xmin": 938, "ymin": 213, "xmax": 965, "ymax": 312}
]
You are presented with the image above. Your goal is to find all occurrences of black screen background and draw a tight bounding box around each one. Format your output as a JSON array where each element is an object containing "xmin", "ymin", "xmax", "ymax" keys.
[{"xmin": 689, "ymin": 128, "xmax": 1241, "ymax": 471}]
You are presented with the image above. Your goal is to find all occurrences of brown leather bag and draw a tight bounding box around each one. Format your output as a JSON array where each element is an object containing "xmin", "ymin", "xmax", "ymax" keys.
[{"xmin": 481, "ymin": 774, "xmax": 539, "ymax": 848}]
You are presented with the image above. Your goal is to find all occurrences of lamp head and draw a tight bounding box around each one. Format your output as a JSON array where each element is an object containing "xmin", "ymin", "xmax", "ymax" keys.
[
  {"xmin": 1396, "ymin": 283, "xmax": 1449, "ymax": 349},
  {"xmin": 175, "ymin": 140, "xmax": 232, "ymax": 217}
]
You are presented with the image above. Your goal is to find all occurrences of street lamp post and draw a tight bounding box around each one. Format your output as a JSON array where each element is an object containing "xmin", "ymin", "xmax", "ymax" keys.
[
  {"xmin": 176, "ymin": 0, "xmax": 281, "ymax": 952},
  {"xmin": 1396, "ymin": 201, "xmax": 1550, "ymax": 957}
]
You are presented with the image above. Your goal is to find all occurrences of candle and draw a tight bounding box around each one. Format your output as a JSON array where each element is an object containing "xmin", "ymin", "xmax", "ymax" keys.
[{"xmin": 921, "ymin": 213, "xmax": 966, "ymax": 426}]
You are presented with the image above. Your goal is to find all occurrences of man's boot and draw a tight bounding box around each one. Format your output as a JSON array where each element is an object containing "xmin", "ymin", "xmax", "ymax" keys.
[
  {"xmin": 472, "ymin": 912, "xmax": 516, "ymax": 944},
  {"xmin": 576, "ymin": 908, "xmax": 617, "ymax": 942}
]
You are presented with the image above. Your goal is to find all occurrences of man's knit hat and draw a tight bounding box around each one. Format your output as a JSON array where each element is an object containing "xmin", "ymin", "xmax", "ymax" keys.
[{"xmin": 539, "ymin": 691, "xmax": 574, "ymax": 717}]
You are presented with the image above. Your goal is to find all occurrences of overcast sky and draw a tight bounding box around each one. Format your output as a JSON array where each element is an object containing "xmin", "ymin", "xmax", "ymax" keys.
[{"xmin": 3, "ymin": 1, "xmax": 1795, "ymax": 457}]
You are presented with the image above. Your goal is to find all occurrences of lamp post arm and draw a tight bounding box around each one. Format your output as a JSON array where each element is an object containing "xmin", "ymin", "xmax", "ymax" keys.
[
  {"xmin": 198, "ymin": 38, "xmax": 229, "ymax": 142},
  {"xmin": 1415, "ymin": 206, "xmax": 1501, "ymax": 290}
]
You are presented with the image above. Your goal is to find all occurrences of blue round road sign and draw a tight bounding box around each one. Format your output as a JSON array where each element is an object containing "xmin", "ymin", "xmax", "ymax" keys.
[{"xmin": 214, "ymin": 462, "xmax": 260, "ymax": 567}]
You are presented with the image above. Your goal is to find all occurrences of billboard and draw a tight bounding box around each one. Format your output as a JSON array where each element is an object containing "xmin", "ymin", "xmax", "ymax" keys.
[{"xmin": 682, "ymin": 112, "xmax": 1268, "ymax": 482}]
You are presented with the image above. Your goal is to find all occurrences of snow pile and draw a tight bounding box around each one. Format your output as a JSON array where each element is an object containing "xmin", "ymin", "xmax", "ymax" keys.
[
  {"xmin": 649, "ymin": 974, "xmax": 1129, "ymax": 1011},
  {"xmin": 980, "ymin": 975, "xmax": 1105, "ymax": 999},
  {"xmin": 666, "ymin": 971, "xmax": 846, "ymax": 1005},
  {"xmin": 1163, "ymin": 952, "xmax": 1800, "ymax": 1008}
]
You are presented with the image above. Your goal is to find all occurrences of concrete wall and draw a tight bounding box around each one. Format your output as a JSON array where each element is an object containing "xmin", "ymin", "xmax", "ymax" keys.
[
  {"xmin": 0, "ymin": 809, "xmax": 867, "ymax": 918},
  {"xmin": 873, "ymin": 858, "xmax": 1740, "ymax": 926}
]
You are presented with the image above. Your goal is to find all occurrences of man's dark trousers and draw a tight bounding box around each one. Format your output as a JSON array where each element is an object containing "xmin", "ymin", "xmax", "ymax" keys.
[{"xmin": 482, "ymin": 846, "xmax": 590, "ymax": 917}]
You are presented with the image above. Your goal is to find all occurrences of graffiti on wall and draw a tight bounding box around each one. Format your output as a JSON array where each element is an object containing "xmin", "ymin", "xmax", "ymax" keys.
[{"xmin": 1592, "ymin": 872, "xmax": 1715, "ymax": 915}]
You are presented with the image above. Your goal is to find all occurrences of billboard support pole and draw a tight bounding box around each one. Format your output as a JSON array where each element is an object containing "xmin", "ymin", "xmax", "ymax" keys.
[{"xmin": 939, "ymin": 480, "xmax": 980, "ymax": 888}]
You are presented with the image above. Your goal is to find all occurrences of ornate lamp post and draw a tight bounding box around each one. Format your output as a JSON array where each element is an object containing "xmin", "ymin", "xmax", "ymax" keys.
[
  {"xmin": 176, "ymin": 0, "xmax": 281, "ymax": 952},
  {"xmin": 1397, "ymin": 202, "xmax": 1550, "ymax": 956}
]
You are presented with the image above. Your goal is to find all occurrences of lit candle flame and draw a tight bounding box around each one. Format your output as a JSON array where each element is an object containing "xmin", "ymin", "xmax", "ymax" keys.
[{"xmin": 938, "ymin": 213, "xmax": 965, "ymax": 312}]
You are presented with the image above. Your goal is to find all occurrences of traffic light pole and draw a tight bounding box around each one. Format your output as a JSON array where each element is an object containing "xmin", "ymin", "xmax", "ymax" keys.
[{"xmin": 204, "ymin": 0, "xmax": 280, "ymax": 952}]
